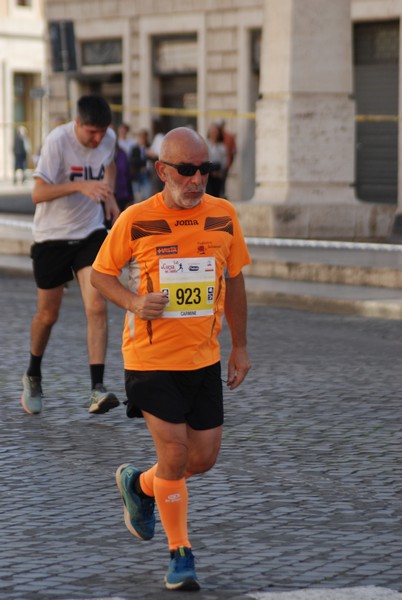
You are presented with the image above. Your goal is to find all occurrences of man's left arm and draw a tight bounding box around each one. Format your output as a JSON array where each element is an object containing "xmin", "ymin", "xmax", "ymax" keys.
[
  {"xmin": 224, "ymin": 271, "xmax": 251, "ymax": 390},
  {"xmin": 103, "ymin": 161, "xmax": 120, "ymax": 224}
]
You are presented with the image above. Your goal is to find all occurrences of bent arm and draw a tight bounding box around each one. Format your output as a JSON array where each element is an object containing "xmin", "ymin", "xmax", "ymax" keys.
[
  {"xmin": 101, "ymin": 161, "xmax": 120, "ymax": 224},
  {"xmin": 103, "ymin": 161, "xmax": 116, "ymax": 189},
  {"xmin": 91, "ymin": 268, "xmax": 168, "ymax": 319},
  {"xmin": 91, "ymin": 269, "xmax": 135, "ymax": 311},
  {"xmin": 32, "ymin": 176, "xmax": 117, "ymax": 206},
  {"xmin": 224, "ymin": 271, "xmax": 251, "ymax": 390},
  {"xmin": 32, "ymin": 177, "xmax": 83, "ymax": 204}
]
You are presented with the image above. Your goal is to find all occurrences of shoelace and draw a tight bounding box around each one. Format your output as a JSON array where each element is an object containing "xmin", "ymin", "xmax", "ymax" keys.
[
  {"xmin": 28, "ymin": 377, "xmax": 43, "ymax": 396},
  {"xmin": 173, "ymin": 548, "xmax": 195, "ymax": 571}
]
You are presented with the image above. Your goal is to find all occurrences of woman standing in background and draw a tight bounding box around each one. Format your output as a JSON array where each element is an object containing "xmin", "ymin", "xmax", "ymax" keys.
[{"xmin": 206, "ymin": 122, "xmax": 227, "ymax": 197}]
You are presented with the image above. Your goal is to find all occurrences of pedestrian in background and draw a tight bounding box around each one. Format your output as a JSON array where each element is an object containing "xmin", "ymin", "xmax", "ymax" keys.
[
  {"xmin": 115, "ymin": 141, "xmax": 134, "ymax": 211},
  {"xmin": 129, "ymin": 128, "xmax": 152, "ymax": 202},
  {"xmin": 147, "ymin": 119, "xmax": 166, "ymax": 195},
  {"xmin": 117, "ymin": 122, "xmax": 137, "ymax": 157},
  {"xmin": 21, "ymin": 94, "xmax": 121, "ymax": 416},
  {"xmin": 206, "ymin": 122, "xmax": 227, "ymax": 197},
  {"xmin": 13, "ymin": 125, "xmax": 30, "ymax": 184},
  {"xmin": 217, "ymin": 119, "xmax": 237, "ymax": 197},
  {"xmin": 91, "ymin": 126, "xmax": 251, "ymax": 591}
]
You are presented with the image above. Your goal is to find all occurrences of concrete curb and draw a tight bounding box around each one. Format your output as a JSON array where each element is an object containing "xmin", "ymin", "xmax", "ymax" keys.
[
  {"xmin": 245, "ymin": 259, "xmax": 402, "ymax": 289},
  {"xmin": 246, "ymin": 288, "xmax": 402, "ymax": 320},
  {"xmin": 1, "ymin": 211, "xmax": 402, "ymax": 320},
  {"xmin": 1, "ymin": 256, "xmax": 402, "ymax": 320},
  {"xmin": 248, "ymin": 587, "xmax": 402, "ymax": 599}
]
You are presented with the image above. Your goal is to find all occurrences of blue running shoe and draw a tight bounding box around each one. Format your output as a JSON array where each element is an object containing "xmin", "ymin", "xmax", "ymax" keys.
[
  {"xmin": 115, "ymin": 463, "xmax": 155, "ymax": 540},
  {"xmin": 165, "ymin": 546, "xmax": 200, "ymax": 591},
  {"xmin": 21, "ymin": 373, "xmax": 43, "ymax": 415}
]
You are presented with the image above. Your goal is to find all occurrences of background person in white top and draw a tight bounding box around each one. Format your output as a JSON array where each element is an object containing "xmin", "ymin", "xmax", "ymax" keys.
[
  {"xmin": 117, "ymin": 122, "xmax": 137, "ymax": 159},
  {"xmin": 21, "ymin": 95, "xmax": 121, "ymax": 416},
  {"xmin": 205, "ymin": 122, "xmax": 227, "ymax": 198}
]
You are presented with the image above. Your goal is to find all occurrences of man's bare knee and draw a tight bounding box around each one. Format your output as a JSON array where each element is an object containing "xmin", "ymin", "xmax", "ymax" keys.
[{"xmin": 35, "ymin": 308, "xmax": 59, "ymax": 328}]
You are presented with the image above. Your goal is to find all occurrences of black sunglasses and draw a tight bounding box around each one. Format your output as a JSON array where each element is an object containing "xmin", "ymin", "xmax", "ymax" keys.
[{"xmin": 160, "ymin": 161, "xmax": 216, "ymax": 177}]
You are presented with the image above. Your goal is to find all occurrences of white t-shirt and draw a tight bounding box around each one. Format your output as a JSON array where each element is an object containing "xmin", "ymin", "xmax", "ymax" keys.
[
  {"xmin": 150, "ymin": 133, "xmax": 164, "ymax": 156},
  {"xmin": 118, "ymin": 137, "xmax": 137, "ymax": 157},
  {"xmin": 207, "ymin": 141, "xmax": 227, "ymax": 170},
  {"xmin": 32, "ymin": 122, "xmax": 116, "ymax": 242}
]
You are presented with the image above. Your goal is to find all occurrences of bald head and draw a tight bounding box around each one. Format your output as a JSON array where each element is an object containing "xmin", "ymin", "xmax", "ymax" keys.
[
  {"xmin": 159, "ymin": 127, "xmax": 208, "ymax": 163},
  {"xmin": 155, "ymin": 127, "xmax": 210, "ymax": 210}
]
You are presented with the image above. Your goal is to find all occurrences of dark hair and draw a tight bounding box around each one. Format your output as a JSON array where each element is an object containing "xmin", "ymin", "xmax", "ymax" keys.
[{"xmin": 77, "ymin": 95, "xmax": 112, "ymax": 127}]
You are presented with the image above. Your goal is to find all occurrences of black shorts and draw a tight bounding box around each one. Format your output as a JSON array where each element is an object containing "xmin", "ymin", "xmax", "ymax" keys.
[
  {"xmin": 124, "ymin": 362, "xmax": 224, "ymax": 430},
  {"xmin": 30, "ymin": 229, "xmax": 107, "ymax": 289}
]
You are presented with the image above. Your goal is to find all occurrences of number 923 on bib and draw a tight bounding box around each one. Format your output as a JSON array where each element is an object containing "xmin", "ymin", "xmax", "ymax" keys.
[{"xmin": 159, "ymin": 257, "xmax": 216, "ymax": 318}]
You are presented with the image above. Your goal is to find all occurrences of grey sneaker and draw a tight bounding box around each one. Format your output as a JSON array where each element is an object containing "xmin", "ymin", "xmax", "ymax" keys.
[
  {"xmin": 21, "ymin": 373, "xmax": 43, "ymax": 415},
  {"xmin": 88, "ymin": 384, "xmax": 119, "ymax": 414}
]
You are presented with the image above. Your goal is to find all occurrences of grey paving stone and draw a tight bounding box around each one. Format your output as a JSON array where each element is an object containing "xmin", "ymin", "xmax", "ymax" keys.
[{"xmin": 1, "ymin": 275, "xmax": 402, "ymax": 599}]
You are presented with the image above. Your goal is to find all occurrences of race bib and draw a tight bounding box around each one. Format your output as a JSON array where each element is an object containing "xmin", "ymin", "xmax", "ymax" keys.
[{"xmin": 159, "ymin": 257, "xmax": 216, "ymax": 318}]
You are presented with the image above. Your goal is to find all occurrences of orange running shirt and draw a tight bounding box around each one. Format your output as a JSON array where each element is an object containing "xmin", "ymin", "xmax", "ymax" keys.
[{"xmin": 93, "ymin": 192, "xmax": 251, "ymax": 370}]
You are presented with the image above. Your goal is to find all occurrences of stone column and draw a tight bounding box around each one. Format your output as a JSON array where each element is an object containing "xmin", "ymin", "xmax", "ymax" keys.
[
  {"xmin": 254, "ymin": 0, "xmax": 356, "ymax": 206},
  {"xmin": 236, "ymin": 0, "xmax": 395, "ymax": 239}
]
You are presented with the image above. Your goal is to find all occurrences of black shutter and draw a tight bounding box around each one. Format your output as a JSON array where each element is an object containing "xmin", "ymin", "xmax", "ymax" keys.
[
  {"xmin": 49, "ymin": 20, "xmax": 77, "ymax": 73},
  {"xmin": 354, "ymin": 21, "xmax": 399, "ymax": 203}
]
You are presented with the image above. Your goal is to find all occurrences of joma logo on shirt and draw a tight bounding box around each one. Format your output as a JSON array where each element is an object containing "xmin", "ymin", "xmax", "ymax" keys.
[
  {"xmin": 69, "ymin": 165, "xmax": 105, "ymax": 181},
  {"xmin": 174, "ymin": 219, "xmax": 199, "ymax": 226}
]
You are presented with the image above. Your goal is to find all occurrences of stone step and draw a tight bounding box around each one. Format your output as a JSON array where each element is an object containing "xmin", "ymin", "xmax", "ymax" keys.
[
  {"xmin": 1, "ymin": 185, "xmax": 402, "ymax": 321},
  {"xmin": 0, "ymin": 216, "xmax": 33, "ymax": 255},
  {"xmin": 245, "ymin": 240, "xmax": 402, "ymax": 289},
  {"xmin": 245, "ymin": 275, "xmax": 402, "ymax": 320},
  {"xmin": 2, "ymin": 214, "xmax": 402, "ymax": 294}
]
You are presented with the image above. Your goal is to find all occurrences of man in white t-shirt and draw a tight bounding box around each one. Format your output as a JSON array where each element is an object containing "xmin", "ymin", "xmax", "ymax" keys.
[{"xmin": 21, "ymin": 95, "xmax": 121, "ymax": 416}]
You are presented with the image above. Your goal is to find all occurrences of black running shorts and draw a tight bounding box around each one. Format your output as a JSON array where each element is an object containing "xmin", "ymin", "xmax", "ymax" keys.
[
  {"xmin": 124, "ymin": 362, "xmax": 224, "ymax": 430},
  {"xmin": 30, "ymin": 229, "xmax": 107, "ymax": 289}
]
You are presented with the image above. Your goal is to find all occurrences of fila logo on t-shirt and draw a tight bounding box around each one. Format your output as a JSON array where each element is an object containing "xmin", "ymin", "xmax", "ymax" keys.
[{"xmin": 69, "ymin": 165, "xmax": 105, "ymax": 181}]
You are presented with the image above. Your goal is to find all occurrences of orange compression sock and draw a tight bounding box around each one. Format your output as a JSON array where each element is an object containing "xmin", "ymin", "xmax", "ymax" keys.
[
  {"xmin": 140, "ymin": 465, "xmax": 193, "ymax": 498},
  {"xmin": 153, "ymin": 475, "xmax": 190, "ymax": 550},
  {"xmin": 139, "ymin": 464, "xmax": 158, "ymax": 497}
]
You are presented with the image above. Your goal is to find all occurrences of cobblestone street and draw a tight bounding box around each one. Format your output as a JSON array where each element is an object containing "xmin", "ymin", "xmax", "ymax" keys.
[{"xmin": 1, "ymin": 274, "xmax": 401, "ymax": 599}]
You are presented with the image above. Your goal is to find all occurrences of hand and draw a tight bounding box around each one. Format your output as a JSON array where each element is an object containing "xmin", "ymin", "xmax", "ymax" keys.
[
  {"xmin": 79, "ymin": 180, "xmax": 120, "ymax": 224},
  {"xmin": 102, "ymin": 195, "xmax": 121, "ymax": 225},
  {"xmin": 226, "ymin": 346, "xmax": 251, "ymax": 390},
  {"xmin": 131, "ymin": 292, "xmax": 169, "ymax": 320},
  {"xmin": 80, "ymin": 180, "xmax": 115, "ymax": 204}
]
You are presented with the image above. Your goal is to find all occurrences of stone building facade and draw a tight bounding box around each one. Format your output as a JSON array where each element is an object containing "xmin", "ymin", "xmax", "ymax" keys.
[
  {"xmin": 34, "ymin": 1, "xmax": 402, "ymax": 237},
  {"xmin": 0, "ymin": 0, "xmax": 46, "ymax": 180},
  {"xmin": 43, "ymin": 0, "xmax": 262, "ymax": 205}
]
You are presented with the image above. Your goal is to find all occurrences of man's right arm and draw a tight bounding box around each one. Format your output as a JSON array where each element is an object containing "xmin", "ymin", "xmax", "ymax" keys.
[
  {"xmin": 91, "ymin": 268, "xmax": 168, "ymax": 319},
  {"xmin": 32, "ymin": 177, "xmax": 117, "ymax": 205}
]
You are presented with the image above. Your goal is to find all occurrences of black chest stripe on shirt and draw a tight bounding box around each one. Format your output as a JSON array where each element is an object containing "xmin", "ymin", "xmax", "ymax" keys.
[
  {"xmin": 204, "ymin": 216, "xmax": 233, "ymax": 235},
  {"xmin": 131, "ymin": 220, "xmax": 172, "ymax": 240}
]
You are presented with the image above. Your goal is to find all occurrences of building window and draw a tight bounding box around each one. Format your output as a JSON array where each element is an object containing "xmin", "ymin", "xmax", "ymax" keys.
[
  {"xmin": 152, "ymin": 36, "xmax": 198, "ymax": 131},
  {"xmin": 354, "ymin": 21, "xmax": 399, "ymax": 64},
  {"xmin": 13, "ymin": 73, "xmax": 30, "ymax": 124},
  {"xmin": 153, "ymin": 36, "xmax": 197, "ymax": 75},
  {"xmin": 251, "ymin": 30, "xmax": 261, "ymax": 73},
  {"xmin": 81, "ymin": 40, "xmax": 122, "ymax": 66},
  {"xmin": 354, "ymin": 21, "xmax": 399, "ymax": 203}
]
